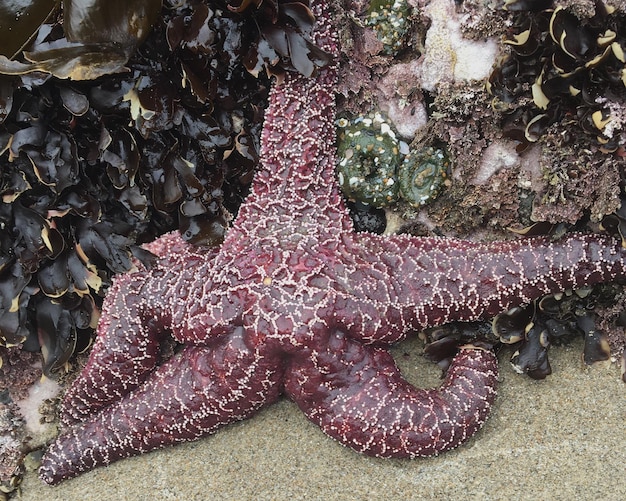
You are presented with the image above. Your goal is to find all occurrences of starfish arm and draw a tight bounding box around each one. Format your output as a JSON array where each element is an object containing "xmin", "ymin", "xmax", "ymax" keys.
[
  {"xmin": 61, "ymin": 233, "xmax": 220, "ymax": 426},
  {"xmin": 40, "ymin": 330, "xmax": 282, "ymax": 485},
  {"xmin": 335, "ymin": 232, "xmax": 626, "ymax": 344},
  {"xmin": 229, "ymin": 1, "xmax": 353, "ymax": 240},
  {"xmin": 285, "ymin": 331, "xmax": 497, "ymax": 458}
]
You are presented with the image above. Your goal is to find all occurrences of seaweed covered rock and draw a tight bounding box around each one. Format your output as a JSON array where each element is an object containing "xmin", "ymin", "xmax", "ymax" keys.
[
  {"xmin": 0, "ymin": 0, "xmax": 329, "ymax": 375},
  {"xmin": 489, "ymin": 0, "xmax": 626, "ymax": 152}
]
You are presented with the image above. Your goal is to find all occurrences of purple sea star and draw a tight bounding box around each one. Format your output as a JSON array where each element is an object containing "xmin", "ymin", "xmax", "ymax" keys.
[{"xmin": 40, "ymin": 1, "xmax": 626, "ymax": 485}]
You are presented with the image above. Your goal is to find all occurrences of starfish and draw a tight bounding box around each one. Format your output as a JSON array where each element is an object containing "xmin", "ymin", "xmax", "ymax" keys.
[{"xmin": 40, "ymin": 1, "xmax": 626, "ymax": 485}]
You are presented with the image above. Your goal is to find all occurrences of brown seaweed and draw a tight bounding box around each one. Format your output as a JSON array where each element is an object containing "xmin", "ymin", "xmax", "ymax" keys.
[{"xmin": 0, "ymin": 1, "xmax": 328, "ymax": 375}]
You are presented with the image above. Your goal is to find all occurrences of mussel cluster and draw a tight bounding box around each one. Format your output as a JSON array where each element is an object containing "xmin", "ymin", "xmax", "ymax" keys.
[
  {"xmin": 488, "ymin": 0, "xmax": 626, "ymax": 152},
  {"xmin": 601, "ymin": 196, "xmax": 626, "ymax": 246},
  {"xmin": 492, "ymin": 287, "xmax": 614, "ymax": 379},
  {"xmin": 346, "ymin": 201, "xmax": 387, "ymax": 234},
  {"xmin": 423, "ymin": 284, "xmax": 615, "ymax": 380},
  {"xmin": 0, "ymin": 0, "xmax": 328, "ymax": 375}
]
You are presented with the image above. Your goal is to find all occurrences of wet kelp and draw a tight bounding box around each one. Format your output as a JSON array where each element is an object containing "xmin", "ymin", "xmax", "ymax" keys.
[
  {"xmin": 0, "ymin": 0, "xmax": 60, "ymax": 60},
  {"xmin": 488, "ymin": 0, "xmax": 626, "ymax": 152},
  {"xmin": 0, "ymin": 0, "xmax": 161, "ymax": 80},
  {"xmin": 0, "ymin": 0, "xmax": 328, "ymax": 375}
]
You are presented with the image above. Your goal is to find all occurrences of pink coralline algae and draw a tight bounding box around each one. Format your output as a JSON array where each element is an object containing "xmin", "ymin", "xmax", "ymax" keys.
[{"xmin": 40, "ymin": 1, "xmax": 626, "ymax": 485}]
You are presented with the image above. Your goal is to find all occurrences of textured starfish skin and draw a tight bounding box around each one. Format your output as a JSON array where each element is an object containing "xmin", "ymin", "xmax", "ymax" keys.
[{"xmin": 40, "ymin": 2, "xmax": 626, "ymax": 485}]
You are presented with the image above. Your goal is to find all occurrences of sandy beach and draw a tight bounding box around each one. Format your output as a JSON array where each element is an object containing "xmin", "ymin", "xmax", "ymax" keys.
[{"xmin": 19, "ymin": 337, "xmax": 625, "ymax": 500}]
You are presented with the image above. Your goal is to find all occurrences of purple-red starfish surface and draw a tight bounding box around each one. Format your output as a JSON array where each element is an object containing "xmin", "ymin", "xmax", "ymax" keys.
[{"xmin": 40, "ymin": 1, "xmax": 626, "ymax": 485}]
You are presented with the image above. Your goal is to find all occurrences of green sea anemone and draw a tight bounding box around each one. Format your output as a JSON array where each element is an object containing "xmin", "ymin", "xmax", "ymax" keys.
[
  {"xmin": 336, "ymin": 113, "xmax": 449, "ymax": 208},
  {"xmin": 336, "ymin": 113, "xmax": 401, "ymax": 207},
  {"xmin": 398, "ymin": 146, "xmax": 449, "ymax": 207},
  {"xmin": 364, "ymin": 0, "xmax": 412, "ymax": 56}
]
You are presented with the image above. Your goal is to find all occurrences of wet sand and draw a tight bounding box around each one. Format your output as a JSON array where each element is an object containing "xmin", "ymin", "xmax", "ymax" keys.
[{"xmin": 18, "ymin": 336, "xmax": 625, "ymax": 500}]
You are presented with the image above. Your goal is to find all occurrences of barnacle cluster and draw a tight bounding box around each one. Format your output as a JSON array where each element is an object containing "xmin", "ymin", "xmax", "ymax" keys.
[
  {"xmin": 336, "ymin": 113, "xmax": 449, "ymax": 209},
  {"xmin": 488, "ymin": 0, "xmax": 626, "ymax": 152},
  {"xmin": 0, "ymin": 399, "xmax": 24, "ymax": 493},
  {"xmin": 364, "ymin": 0, "xmax": 412, "ymax": 56},
  {"xmin": 0, "ymin": 0, "xmax": 328, "ymax": 374}
]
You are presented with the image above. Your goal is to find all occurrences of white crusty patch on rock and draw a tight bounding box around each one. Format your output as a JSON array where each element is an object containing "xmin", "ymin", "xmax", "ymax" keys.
[{"xmin": 420, "ymin": 0, "xmax": 498, "ymax": 92}]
